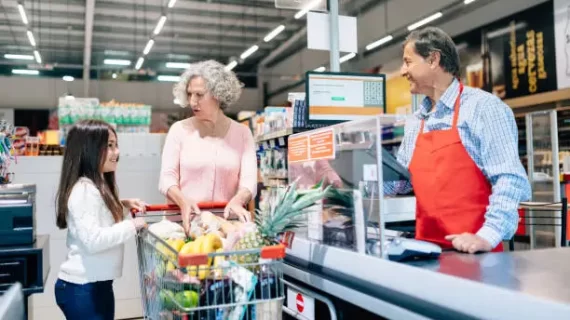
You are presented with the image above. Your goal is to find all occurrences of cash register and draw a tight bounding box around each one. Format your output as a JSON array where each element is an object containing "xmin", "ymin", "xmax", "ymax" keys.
[{"xmin": 0, "ymin": 184, "xmax": 35, "ymax": 246}]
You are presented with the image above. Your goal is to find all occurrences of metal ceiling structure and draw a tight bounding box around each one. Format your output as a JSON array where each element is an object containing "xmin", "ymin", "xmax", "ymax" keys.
[{"xmin": 0, "ymin": 0, "xmax": 325, "ymax": 84}]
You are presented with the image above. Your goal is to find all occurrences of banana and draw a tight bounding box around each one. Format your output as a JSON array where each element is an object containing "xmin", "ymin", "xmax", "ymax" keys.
[{"xmin": 212, "ymin": 248, "xmax": 225, "ymax": 279}]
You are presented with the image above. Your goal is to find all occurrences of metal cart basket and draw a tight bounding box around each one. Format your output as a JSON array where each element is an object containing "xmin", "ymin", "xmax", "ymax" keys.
[{"xmin": 132, "ymin": 203, "xmax": 286, "ymax": 320}]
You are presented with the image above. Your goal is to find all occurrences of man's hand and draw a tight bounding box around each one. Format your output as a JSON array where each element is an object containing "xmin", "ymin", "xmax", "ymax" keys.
[{"xmin": 445, "ymin": 233, "xmax": 492, "ymax": 254}]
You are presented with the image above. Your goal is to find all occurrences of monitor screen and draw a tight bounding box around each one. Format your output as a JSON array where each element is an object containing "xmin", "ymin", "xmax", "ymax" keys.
[{"xmin": 305, "ymin": 71, "xmax": 386, "ymax": 125}]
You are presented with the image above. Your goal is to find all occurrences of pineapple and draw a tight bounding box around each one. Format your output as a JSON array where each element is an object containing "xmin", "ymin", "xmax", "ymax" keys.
[{"xmin": 233, "ymin": 179, "xmax": 330, "ymax": 264}]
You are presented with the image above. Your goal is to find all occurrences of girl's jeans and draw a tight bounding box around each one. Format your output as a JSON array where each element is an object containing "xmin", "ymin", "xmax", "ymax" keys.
[{"xmin": 54, "ymin": 278, "xmax": 114, "ymax": 320}]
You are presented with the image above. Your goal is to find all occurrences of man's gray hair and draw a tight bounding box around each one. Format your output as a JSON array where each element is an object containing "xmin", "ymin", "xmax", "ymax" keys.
[{"xmin": 405, "ymin": 27, "xmax": 460, "ymax": 77}]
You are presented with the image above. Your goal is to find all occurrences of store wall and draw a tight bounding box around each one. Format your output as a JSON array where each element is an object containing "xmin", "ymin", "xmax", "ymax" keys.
[
  {"xmin": 264, "ymin": 0, "xmax": 550, "ymax": 105},
  {"xmin": 0, "ymin": 76, "xmax": 262, "ymax": 113}
]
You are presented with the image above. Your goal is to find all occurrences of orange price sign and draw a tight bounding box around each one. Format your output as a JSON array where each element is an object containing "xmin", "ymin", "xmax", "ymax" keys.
[
  {"xmin": 288, "ymin": 135, "xmax": 309, "ymax": 163},
  {"xmin": 309, "ymin": 129, "xmax": 335, "ymax": 161}
]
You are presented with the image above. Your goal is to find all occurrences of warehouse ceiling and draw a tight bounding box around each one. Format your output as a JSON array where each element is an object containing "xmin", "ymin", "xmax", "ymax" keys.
[{"xmin": 0, "ymin": 0, "xmax": 337, "ymax": 82}]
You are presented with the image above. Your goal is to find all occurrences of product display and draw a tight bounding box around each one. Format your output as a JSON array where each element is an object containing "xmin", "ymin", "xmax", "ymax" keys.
[{"xmin": 58, "ymin": 98, "xmax": 152, "ymax": 143}]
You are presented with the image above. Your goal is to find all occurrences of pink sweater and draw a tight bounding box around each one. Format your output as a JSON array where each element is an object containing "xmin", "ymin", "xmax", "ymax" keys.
[{"xmin": 159, "ymin": 118, "xmax": 257, "ymax": 205}]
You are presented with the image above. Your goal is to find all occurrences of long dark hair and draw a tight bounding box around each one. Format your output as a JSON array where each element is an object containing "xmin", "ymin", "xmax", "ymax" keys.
[{"xmin": 56, "ymin": 119, "xmax": 123, "ymax": 229}]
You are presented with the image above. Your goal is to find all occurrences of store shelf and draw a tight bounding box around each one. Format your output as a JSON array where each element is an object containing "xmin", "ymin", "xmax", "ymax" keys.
[
  {"xmin": 382, "ymin": 137, "xmax": 403, "ymax": 145},
  {"xmin": 255, "ymin": 128, "xmax": 294, "ymax": 144}
]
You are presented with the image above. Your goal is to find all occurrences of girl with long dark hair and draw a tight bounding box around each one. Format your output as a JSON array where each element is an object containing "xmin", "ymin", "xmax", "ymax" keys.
[{"xmin": 53, "ymin": 119, "xmax": 147, "ymax": 319}]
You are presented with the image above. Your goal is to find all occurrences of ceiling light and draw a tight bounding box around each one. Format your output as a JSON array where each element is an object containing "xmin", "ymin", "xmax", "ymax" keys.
[
  {"xmin": 4, "ymin": 54, "xmax": 33, "ymax": 60},
  {"xmin": 240, "ymin": 45, "xmax": 259, "ymax": 60},
  {"xmin": 340, "ymin": 52, "xmax": 356, "ymax": 63},
  {"xmin": 166, "ymin": 62, "xmax": 190, "ymax": 69},
  {"xmin": 27, "ymin": 31, "xmax": 36, "ymax": 47},
  {"xmin": 225, "ymin": 61, "xmax": 238, "ymax": 71},
  {"xmin": 62, "ymin": 76, "xmax": 74, "ymax": 82},
  {"xmin": 112, "ymin": 73, "xmax": 117, "ymax": 79},
  {"xmin": 294, "ymin": 0, "xmax": 321, "ymax": 19},
  {"xmin": 143, "ymin": 39, "xmax": 155, "ymax": 55},
  {"xmin": 153, "ymin": 16, "xmax": 167, "ymax": 35},
  {"xmin": 366, "ymin": 35, "xmax": 394, "ymax": 51},
  {"xmin": 17, "ymin": 4, "xmax": 28, "ymax": 25},
  {"xmin": 464, "ymin": 0, "xmax": 476, "ymax": 4},
  {"xmin": 12, "ymin": 69, "xmax": 39, "ymax": 75},
  {"xmin": 33, "ymin": 50, "xmax": 41, "ymax": 64},
  {"xmin": 104, "ymin": 50, "xmax": 129, "ymax": 56},
  {"xmin": 407, "ymin": 12, "xmax": 443, "ymax": 31},
  {"xmin": 314, "ymin": 66, "xmax": 325, "ymax": 72},
  {"xmin": 168, "ymin": 0, "xmax": 177, "ymax": 8},
  {"xmin": 104, "ymin": 59, "xmax": 131, "ymax": 66},
  {"xmin": 135, "ymin": 57, "xmax": 144, "ymax": 70},
  {"xmin": 264, "ymin": 25, "xmax": 285, "ymax": 42},
  {"xmin": 157, "ymin": 75, "xmax": 181, "ymax": 82}
]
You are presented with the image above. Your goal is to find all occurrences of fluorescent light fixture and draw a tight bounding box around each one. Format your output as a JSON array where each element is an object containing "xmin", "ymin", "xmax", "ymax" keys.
[
  {"xmin": 240, "ymin": 45, "xmax": 259, "ymax": 60},
  {"xmin": 18, "ymin": 4, "xmax": 28, "ymax": 25},
  {"xmin": 464, "ymin": 0, "xmax": 476, "ymax": 4},
  {"xmin": 12, "ymin": 69, "xmax": 39, "ymax": 75},
  {"xmin": 225, "ymin": 60, "xmax": 238, "ymax": 71},
  {"xmin": 143, "ymin": 39, "xmax": 155, "ymax": 55},
  {"xmin": 157, "ymin": 75, "xmax": 181, "ymax": 82},
  {"xmin": 27, "ymin": 30, "xmax": 36, "ymax": 47},
  {"xmin": 407, "ymin": 12, "xmax": 443, "ymax": 31},
  {"xmin": 153, "ymin": 16, "xmax": 167, "ymax": 35},
  {"xmin": 135, "ymin": 57, "xmax": 144, "ymax": 70},
  {"xmin": 168, "ymin": 0, "xmax": 177, "ymax": 8},
  {"xmin": 294, "ymin": 0, "xmax": 321, "ymax": 19},
  {"xmin": 104, "ymin": 59, "xmax": 131, "ymax": 66},
  {"xmin": 166, "ymin": 62, "xmax": 190, "ymax": 69},
  {"xmin": 104, "ymin": 50, "xmax": 129, "ymax": 56},
  {"xmin": 62, "ymin": 76, "xmax": 74, "ymax": 82},
  {"xmin": 366, "ymin": 35, "xmax": 394, "ymax": 51},
  {"xmin": 340, "ymin": 52, "xmax": 356, "ymax": 63},
  {"xmin": 4, "ymin": 54, "xmax": 33, "ymax": 60},
  {"xmin": 314, "ymin": 66, "xmax": 325, "ymax": 72},
  {"xmin": 33, "ymin": 50, "xmax": 41, "ymax": 64},
  {"xmin": 264, "ymin": 25, "xmax": 285, "ymax": 42}
]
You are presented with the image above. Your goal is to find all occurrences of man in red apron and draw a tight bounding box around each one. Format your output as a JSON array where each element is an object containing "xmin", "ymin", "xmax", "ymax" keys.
[{"xmin": 397, "ymin": 27, "xmax": 531, "ymax": 254}]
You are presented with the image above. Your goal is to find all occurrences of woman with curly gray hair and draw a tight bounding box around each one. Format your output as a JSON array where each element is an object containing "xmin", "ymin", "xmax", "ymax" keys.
[{"xmin": 159, "ymin": 60, "xmax": 257, "ymax": 233}]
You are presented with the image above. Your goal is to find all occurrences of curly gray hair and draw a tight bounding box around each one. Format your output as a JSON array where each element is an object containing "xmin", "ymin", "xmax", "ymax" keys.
[{"xmin": 172, "ymin": 60, "xmax": 243, "ymax": 110}]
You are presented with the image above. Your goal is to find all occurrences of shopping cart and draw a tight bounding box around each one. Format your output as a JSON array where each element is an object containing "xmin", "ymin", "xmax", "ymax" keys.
[{"xmin": 132, "ymin": 203, "xmax": 286, "ymax": 320}]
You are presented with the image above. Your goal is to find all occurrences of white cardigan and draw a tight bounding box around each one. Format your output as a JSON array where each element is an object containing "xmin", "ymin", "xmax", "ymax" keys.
[{"xmin": 58, "ymin": 177, "xmax": 136, "ymax": 284}]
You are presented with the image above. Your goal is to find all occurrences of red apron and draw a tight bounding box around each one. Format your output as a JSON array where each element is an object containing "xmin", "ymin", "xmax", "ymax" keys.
[{"xmin": 408, "ymin": 82, "xmax": 503, "ymax": 252}]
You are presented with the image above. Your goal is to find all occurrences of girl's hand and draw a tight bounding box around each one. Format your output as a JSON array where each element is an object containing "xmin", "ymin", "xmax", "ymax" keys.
[
  {"xmin": 122, "ymin": 199, "xmax": 147, "ymax": 213},
  {"xmin": 132, "ymin": 217, "xmax": 147, "ymax": 230}
]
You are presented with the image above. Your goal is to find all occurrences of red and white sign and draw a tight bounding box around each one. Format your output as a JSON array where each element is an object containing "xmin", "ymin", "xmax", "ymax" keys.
[{"xmin": 287, "ymin": 288, "xmax": 315, "ymax": 320}]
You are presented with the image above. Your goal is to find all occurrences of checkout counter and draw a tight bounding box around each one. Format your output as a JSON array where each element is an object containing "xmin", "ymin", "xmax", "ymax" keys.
[
  {"xmin": 283, "ymin": 115, "xmax": 570, "ymax": 320},
  {"xmin": 0, "ymin": 184, "xmax": 49, "ymax": 319}
]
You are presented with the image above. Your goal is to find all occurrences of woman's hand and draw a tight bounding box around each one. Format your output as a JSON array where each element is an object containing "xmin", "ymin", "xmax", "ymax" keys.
[
  {"xmin": 132, "ymin": 217, "xmax": 148, "ymax": 231},
  {"xmin": 122, "ymin": 198, "xmax": 147, "ymax": 214},
  {"xmin": 181, "ymin": 198, "xmax": 201, "ymax": 235},
  {"xmin": 224, "ymin": 200, "xmax": 251, "ymax": 223}
]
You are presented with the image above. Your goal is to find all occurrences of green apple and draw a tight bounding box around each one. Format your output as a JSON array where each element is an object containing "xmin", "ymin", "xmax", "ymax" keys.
[{"xmin": 174, "ymin": 290, "xmax": 199, "ymax": 309}]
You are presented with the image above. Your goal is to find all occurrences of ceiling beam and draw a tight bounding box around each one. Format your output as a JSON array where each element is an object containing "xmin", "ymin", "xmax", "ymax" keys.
[{"xmin": 83, "ymin": 0, "xmax": 95, "ymax": 96}]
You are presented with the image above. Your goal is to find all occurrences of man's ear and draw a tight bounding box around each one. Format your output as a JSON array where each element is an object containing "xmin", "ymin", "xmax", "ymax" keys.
[{"xmin": 429, "ymin": 51, "xmax": 441, "ymax": 69}]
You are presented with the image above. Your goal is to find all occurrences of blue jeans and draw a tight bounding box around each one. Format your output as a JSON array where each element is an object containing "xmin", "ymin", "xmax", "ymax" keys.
[{"xmin": 54, "ymin": 278, "xmax": 115, "ymax": 320}]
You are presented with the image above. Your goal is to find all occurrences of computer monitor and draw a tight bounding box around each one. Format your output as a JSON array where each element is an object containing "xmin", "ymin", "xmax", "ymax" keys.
[
  {"xmin": 0, "ymin": 283, "xmax": 25, "ymax": 320},
  {"xmin": 305, "ymin": 71, "xmax": 386, "ymax": 125}
]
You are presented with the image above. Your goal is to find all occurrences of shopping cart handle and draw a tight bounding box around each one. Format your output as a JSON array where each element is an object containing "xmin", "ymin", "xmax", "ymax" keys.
[{"xmin": 130, "ymin": 202, "xmax": 228, "ymax": 216}]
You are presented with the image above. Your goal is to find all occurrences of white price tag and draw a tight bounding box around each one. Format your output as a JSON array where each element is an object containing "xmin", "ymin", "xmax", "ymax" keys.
[
  {"xmin": 262, "ymin": 141, "xmax": 269, "ymax": 149},
  {"xmin": 278, "ymin": 137, "xmax": 285, "ymax": 146},
  {"xmin": 269, "ymin": 139, "xmax": 276, "ymax": 148},
  {"xmin": 363, "ymin": 164, "xmax": 378, "ymax": 181}
]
